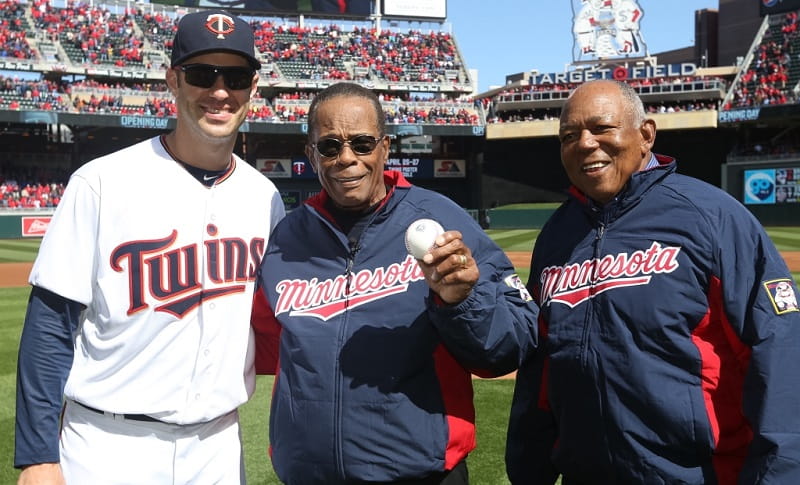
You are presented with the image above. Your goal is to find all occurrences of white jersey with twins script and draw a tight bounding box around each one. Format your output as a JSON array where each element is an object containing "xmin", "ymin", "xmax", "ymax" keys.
[{"xmin": 29, "ymin": 136, "xmax": 285, "ymax": 424}]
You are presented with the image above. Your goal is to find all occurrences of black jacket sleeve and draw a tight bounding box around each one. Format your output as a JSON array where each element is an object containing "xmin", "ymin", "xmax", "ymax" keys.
[{"xmin": 15, "ymin": 286, "xmax": 82, "ymax": 468}]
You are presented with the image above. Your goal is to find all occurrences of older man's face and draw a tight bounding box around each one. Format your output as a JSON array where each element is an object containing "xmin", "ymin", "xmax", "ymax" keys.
[
  {"xmin": 306, "ymin": 95, "xmax": 389, "ymax": 211},
  {"xmin": 558, "ymin": 82, "xmax": 655, "ymax": 205}
]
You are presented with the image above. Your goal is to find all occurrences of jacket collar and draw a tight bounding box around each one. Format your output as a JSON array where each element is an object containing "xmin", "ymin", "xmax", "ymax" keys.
[
  {"xmin": 567, "ymin": 154, "xmax": 676, "ymax": 216},
  {"xmin": 305, "ymin": 170, "xmax": 412, "ymax": 224}
]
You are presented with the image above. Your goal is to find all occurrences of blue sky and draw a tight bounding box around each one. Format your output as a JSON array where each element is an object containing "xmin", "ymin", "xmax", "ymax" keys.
[{"xmin": 445, "ymin": 0, "xmax": 720, "ymax": 93}]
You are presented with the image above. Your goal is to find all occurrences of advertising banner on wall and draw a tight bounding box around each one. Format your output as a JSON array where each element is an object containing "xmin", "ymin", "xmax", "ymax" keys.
[
  {"xmin": 280, "ymin": 190, "xmax": 303, "ymax": 210},
  {"xmin": 775, "ymin": 167, "xmax": 800, "ymax": 203},
  {"xmin": 434, "ymin": 159, "xmax": 466, "ymax": 178},
  {"xmin": 21, "ymin": 216, "xmax": 51, "ymax": 237},
  {"xmin": 289, "ymin": 158, "xmax": 317, "ymax": 179},
  {"xmin": 743, "ymin": 168, "xmax": 800, "ymax": 204},
  {"xmin": 277, "ymin": 156, "xmax": 462, "ymax": 179},
  {"xmin": 382, "ymin": 0, "xmax": 446, "ymax": 19},
  {"xmin": 257, "ymin": 158, "xmax": 292, "ymax": 178},
  {"xmin": 744, "ymin": 169, "xmax": 776, "ymax": 204},
  {"xmin": 386, "ymin": 157, "xmax": 433, "ymax": 178}
]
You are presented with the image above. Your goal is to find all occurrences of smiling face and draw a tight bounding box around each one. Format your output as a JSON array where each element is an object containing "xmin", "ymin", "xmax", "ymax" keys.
[
  {"xmin": 166, "ymin": 51, "xmax": 257, "ymax": 148},
  {"xmin": 558, "ymin": 81, "xmax": 655, "ymax": 205},
  {"xmin": 306, "ymin": 94, "xmax": 390, "ymax": 211}
]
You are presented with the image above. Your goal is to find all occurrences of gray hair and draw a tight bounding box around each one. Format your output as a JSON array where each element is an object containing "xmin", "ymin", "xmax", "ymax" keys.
[
  {"xmin": 563, "ymin": 80, "xmax": 647, "ymax": 126},
  {"xmin": 307, "ymin": 82, "xmax": 386, "ymax": 139},
  {"xmin": 613, "ymin": 80, "xmax": 646, "ymax": 126}
]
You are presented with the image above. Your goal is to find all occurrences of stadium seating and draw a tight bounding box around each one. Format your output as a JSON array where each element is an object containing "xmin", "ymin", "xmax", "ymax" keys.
[
  {"xmin": 724, "ymin": 10, "xmax": 799, "ymax": 108},
  {"xmin": 486, "ymin": 76, "xmax": 728, "ymax": 123},
  {"xmin": 0, "ymin": 0, "xmax": 482, "ymax": 124},
  {"xmin": 3, "ymin": 0, "xmax": 799, "ymax": 213},
  {"xmin": 0, "ymin": 0, "xmax": 477, "ymax": 129}
]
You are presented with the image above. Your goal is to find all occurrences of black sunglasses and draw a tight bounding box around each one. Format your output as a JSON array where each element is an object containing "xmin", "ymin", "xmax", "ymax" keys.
[
  {"xmin": 312, "ymin": 135, "xmax": 386, "ymax": 158},
  {"xmin": 176, "ymin": 64, "xmax": 255, "ymax": 90}
]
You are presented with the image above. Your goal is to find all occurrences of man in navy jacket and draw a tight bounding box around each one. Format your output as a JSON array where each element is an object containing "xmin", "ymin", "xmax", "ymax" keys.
[
  {"xmin": 252, "ymin": 82, "xmax": 539, "ymax": 484},
  {"xmin": 506, "ymin": 79, "xmax": 800, "ymax": 484}
]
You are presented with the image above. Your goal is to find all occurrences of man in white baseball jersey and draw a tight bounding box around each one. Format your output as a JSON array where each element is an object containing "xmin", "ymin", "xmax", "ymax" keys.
[{"xmin": 14, "ymin": 10, "xmax": 284, "ymax": 484}]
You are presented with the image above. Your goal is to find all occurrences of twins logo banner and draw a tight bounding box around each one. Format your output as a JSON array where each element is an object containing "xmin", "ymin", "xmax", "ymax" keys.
[{"xmin": 572, "ymin": 0, "xmax": 647, "ymax": 63}]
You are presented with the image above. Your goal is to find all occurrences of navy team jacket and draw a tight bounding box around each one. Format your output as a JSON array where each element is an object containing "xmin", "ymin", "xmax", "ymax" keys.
[
  {"xmin": 252, "ymin": 170, "xmax": 538, "ymax": 484},
  {"xmin": 506, "ymin": 156, "xmax": 800, "ymax": 484}
]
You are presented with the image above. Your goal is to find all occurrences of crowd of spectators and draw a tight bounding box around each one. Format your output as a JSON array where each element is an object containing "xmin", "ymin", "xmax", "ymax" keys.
[
  {"xmin": 385, "ymin": 104, "xmax": 479, "ymax": 125},
  {"xmin": 0, "ymin": 0, "xmax": 35, "ymax": 59},
  {"xmin": 0, "ymin": 1, "xmax": 474, "ymax": 125},
  {"xmin": 730, "ymin": 129, "xmax": 800, "ymax": 160},
  {"xmin": 487, "ymin": 99, "xmax": 720, "ymax": 124},
  {"xmin": 72, "ymin": 92, "xmax": 175, "ymax": 116},
  {"xmin": 246, "ymin": 22, "xmax": 465, "ymax": 84},
  {"xmin": 68, "ymin": 79, "xmax": 479, "ymax": 123},
  {"xmin": 10, "ymin": 1, "xmax": 790, "ymax": 128},
  {"xmin": 68, "ymin": 79, "xmax": 167, "ymax": 115},
  {"xmin": 0, "ymin": 75, "xmax": 70, "ymax": 111},
  {"xmin": 253, "ymin": 22, "xmax": 352, "ymax": 81},
  {"xmin": 32, "ymin": 0, "xmax": 145, "ymax": 68},
  {"xmin": 345, "ymin": 27, "xmax": 462, "ymax": 84},
  {"xmin": 487, "ymin": 110, "xmax": 558, "ymax": 123},
  {"xmin": 136, "ymin": 9, "xmax": 176, "ymax": 57},
  {"xmin": 646, "ymin": 100, "xmax": 720, "ymax": 113},
  {"xmin": 0, "ymin": 167, "xmax": 67, "ymax": 209},
  {"xmin": 492, "ymin": 75, "xmax": 727, "ymax": 101},
  {"xmin": 726, "ymin": 10, "xmax": 799, "ymax": 108},
  {"xmin": 485, "ymin": 75, "xmax": 725, "ymax": 124},
  {"xmin": 129, "ymin": 11, "xmax": 470, "ymax": 85}
]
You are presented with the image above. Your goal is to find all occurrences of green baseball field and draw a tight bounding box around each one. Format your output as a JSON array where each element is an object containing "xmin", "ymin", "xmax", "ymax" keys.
[{"xmin": 1, "ymin": 229, "xmax": 799, "ymax": 484}]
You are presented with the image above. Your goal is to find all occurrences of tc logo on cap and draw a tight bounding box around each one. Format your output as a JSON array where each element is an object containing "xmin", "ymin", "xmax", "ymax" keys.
[{"xmin": 206, "ymin": 13, "xmax": 235, "ymax": 40}]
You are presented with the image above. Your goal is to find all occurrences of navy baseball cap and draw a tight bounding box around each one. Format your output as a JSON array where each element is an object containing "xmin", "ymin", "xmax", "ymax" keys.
[{"xmin": 170, "ymin": 10, "xmax": 261, "ymax": 70}]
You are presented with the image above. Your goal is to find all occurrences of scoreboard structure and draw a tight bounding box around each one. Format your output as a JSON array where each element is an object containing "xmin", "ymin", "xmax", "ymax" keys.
[{"xmin": 471, "ymin": 0, "xmax": 799, "ymax": 225}]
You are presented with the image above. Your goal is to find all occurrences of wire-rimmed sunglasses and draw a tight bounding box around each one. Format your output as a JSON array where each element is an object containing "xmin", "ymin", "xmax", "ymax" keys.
[
  {"xmin": 311, "ymin": 135, "xmax": 387, "ymax": 158},
  {"xmin": 175, "ymin": 64, "xmax": 256, "ymax": 90}
]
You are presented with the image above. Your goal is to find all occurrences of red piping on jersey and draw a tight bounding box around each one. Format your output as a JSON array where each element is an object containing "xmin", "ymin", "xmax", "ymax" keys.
[
  {"xmin": 432, "ymin": 344, "xmax": 476, "ymax": 469},
  {"xmin": 690, "ymin": 275, "xmax": 752, "ymax": 483}
]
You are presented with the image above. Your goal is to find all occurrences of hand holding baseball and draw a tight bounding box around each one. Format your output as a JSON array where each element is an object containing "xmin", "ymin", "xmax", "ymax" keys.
[
  {"xmin": 406, "ymin": 221, "xmax": 478, "ymax": 305},
  {"xmin": 405, "ymin": 219, "xmax": 444, "ymax": 260}
]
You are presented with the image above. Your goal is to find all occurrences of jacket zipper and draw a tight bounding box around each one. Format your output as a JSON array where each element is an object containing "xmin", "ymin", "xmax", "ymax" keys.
[
  {"xmin": 581, "ymin": 217, "xmax": 606, "ymax": 369},
  {"xmin": 344, "ymin": 239, "xmax": 360, "ymax": 308},
  {"xmin": 335, "ymin": 237, "xmax": 361, "ymax": 479}
]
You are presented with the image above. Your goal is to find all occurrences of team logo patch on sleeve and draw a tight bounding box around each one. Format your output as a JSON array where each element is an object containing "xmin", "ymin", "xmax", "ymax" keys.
[
  {"xmin": 505, "ymin": 274, "xmax": 532, "ymax": 302},
  {"xmin": 764, "ymin": 278, "xmax": 799, "ymax": 314}
]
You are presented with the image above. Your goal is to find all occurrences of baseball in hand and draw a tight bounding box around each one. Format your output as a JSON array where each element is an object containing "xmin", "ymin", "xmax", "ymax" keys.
[{"xmin": 405, "ymin": 219, "xmax": 445, "ymax": 260}]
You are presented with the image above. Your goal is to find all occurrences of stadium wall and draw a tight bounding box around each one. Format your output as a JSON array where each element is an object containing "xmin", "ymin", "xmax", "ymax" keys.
[
  {"xmin": 0, "ymin": 212, "xmax": 52, "ymax": 238},
  {"xmin": 724, "ymin": 160, "xmax": 800, "ymax": 226},
  {"xmin": 479, "ymin": 126, "xmax": 740, "ymax": 207}
]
